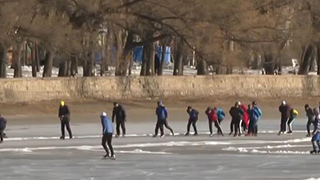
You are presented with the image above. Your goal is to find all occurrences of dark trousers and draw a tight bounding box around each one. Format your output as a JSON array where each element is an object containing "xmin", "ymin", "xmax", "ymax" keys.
[
  {"xmin": 230, "ymin": 120, "xmax": 234, "ymax": 133},
  {"xmin": 233, "ymin": 119, "xmax": 241, "ymax": 136},
  {"xmin": 212, "ymin": 118, "xmax": 224, "ymax": 134},
  {"xmin": 102, "ymin": 133, "xmax": 114, "ymax": 156},
  {"xmin": 248, "ymin": 120, "xmax": 258, "ymax": 135},
  {"xmin": 230, "ymin": 118, "xmax": 240, "ymax": 135},
  {"xmin": 155, "ymin": 119, "xmax": 174, "ymax": 136},
  {"xmin": 280, "ymin": 116, "xmax": 288, "ymax": 132},
  {"xmin": 0, "ymin": 129, "xmax": 4, "ymax": 142},
  {"xmin": 307, "ymin": 117, "xmax": 317, "ymax": 136},
  {"xmin": 209, "ymin": 120, "xmax": 213, "ymax": 134},
  {"xmin": 187, "ymin": 118, "xmax": 198, "ymax": 134},
  {"xmin": 214, "ymin": 121, "xmax": 223, "ymax": 135},
  {"xmin": 61, "ymin": 117, "xmax": 72, "ymax": 138},
  {"xmin": 116, "ymin": 120, "xmax": 126, "ymax": 136},
  {"xmin": 307, "ymin": 118, "xmax": 317, "ymax": 136}
]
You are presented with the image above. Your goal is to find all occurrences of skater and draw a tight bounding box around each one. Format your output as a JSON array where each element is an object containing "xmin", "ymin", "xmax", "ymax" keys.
[
  {"xmin": 112, "ymin": 102, "xmax": 127, "ymax": 137},
  {"xmin": 247, "ymin": 101, "xmax": 262, "ymax": 136},
  {"xmin": 58, "ymin": 101, "xmax": 73, "ymax": 139},
  {"xmin": 0, "ymin": 114, "xmax": 7, "ymax": 143},
  {"xmin": 310, "ymin": 114, "xmax": 320, "ymax": 154},
  {"xmin": 205, "ymin": 107, "xmax": 213, "ymax": 135},
  {"xmin": 211, "ymin": 107, "xmax": 224, "ymax": 136},
  {"xmin": 278, "ymin": 101, "xmax": 291, "ymax": 135},
  {"xmin": 101, "ymin": 112, "xmax": 115, "ymax": 159},
  {"xmin": 229, "ymin": 102, "xmax": 244, "ymax": 137},
  {"xmin": 287, "ymin": 108, "xmax": 298, "ymax": 134},
  {"xmin": 305, "ymin": 104, "xmax": 316, "ymax": 137},
  {"xmin": 206, "ymin": 107, "xmax": 223, "ymax": 136},
  {"xmin": 154, "ymin": 101, "xmax": 174, "ymax": 138},
  {"xmin": 185, "ymin": 106, "xmax": 199, "ymax": 136},
  {"xmin": 240, "ymin": 104, "xmax": 249, "ymax": 134}
]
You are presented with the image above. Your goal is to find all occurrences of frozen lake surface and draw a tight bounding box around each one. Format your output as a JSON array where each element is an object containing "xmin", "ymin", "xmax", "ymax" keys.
[{"xmin": 1, "ymin": 118, "xmax": 320, "ymax": 180}]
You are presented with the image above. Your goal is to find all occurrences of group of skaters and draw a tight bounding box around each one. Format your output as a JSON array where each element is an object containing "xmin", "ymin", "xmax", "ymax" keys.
[
  {"xmin": 153, "ymin": 100, "xmax": 262, "ymax": 138},
  {"xmin": 2, "ymin": 99, "xmax": 320, "ymax": 158},
  {"xmin": 277, "ymin": 100, "xmax": 320, "ymax": 154}
]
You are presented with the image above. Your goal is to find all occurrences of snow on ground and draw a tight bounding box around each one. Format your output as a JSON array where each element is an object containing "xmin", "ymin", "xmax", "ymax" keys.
[{"xmin": 6, "ymin": 64, "xmax": 315, "ymax": 78}]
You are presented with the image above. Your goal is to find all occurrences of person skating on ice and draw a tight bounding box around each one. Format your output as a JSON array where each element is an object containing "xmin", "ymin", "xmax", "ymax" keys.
[
  {"xmin": 112, "ymin": 102, "xmax": 127, "ymax": 138},
  {"xmin": 229, "ymin": 102, "xmax": 244, "ymax": 137},
  {"xmin": 240, "ymin": 104, "xmax": 249, "ymax": 134},
  {"xmin": 305, "ymin": 104, "xmax": 316, "ymax": 137},
  {"xmin": 310, "ymin": 114, "xmax": 320, "ymax": 154},
  {"xmin": 287, "ymin": 108, "xmax": 298, "ymax": 134},
  {"xmin": 58, "ymin": 101, "xmax": 73, "ymax": 139},
  {"xmin": 154, "ymin": 101, "xmax": 174, "ymax": 138},
  {"xmin": 278, "ymin": 101, "xmax": 291, "ymax": 135},
  {"xmin": 101, "ymin": 112, "xmax": 115, "ymax": 159},
  {"xmin": 247, "ymin": 101, "xmax": 262, "ymax": 136},
  {"xmin": 0, "ymin": 114, "xmax": 7, "ymax": 143},
  {"xmin": 205, "ymin": 107, "xmax": 214, "ymax": 136},
  {"xmin": 185, "ymin": 106, "xmax": 199, "ymax": 136},
  {"xmin": 206, "ymin": 107, "xmax": 224, "ymax": 136}
]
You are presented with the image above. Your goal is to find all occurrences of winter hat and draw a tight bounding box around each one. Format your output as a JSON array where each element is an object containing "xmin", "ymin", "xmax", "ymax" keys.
[{"xmin": 101, "ymin": 112, "xmax": 107, "ymax": 116}]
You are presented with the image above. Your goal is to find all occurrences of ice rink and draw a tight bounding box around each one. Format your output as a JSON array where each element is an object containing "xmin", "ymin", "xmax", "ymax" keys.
[{"xmin": 1, "ymin": 115, "xmax": 320, "ymax": 180}]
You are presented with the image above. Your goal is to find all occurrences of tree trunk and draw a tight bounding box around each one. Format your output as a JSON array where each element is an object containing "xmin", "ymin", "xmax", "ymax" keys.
[
  {"xmin": 149, "ymin": 42, "xmax": 156, "ymax": 76},
  {"xmin": 23, "ymin": 41, "xmax": 27, "ymax": 66},
  {"xmin": 0, "ymin": 44, "xmax": 7, "ymax": 78},
  {"xmin": 178, "ymin": 55, "xmax": 184, "ymax": 75},
  {"xmin": 84, "ymin": 54, "xmax": 92, "ymax": 77},
  {"xmin": 146, "ymin": 43, "xmax": 153, "ymax": 76},
  {"xmin": 317, "ymin": 43, "xmax": 320, "ymax": 75},
  {"xmin": 100, "ymin": 50, "xmax": 106, "ymax": 76},
  {"xmin": 174, "ymin": 54, "xmax": 184, "ymax": 75},
  {"xmin": 226, "ymin": 66, "xmax": 233, "ymax": 74},
  {"xmin": 158, "ymin": 44, "xmax": 166, "ymax": 75},
  {"xmin": 100, "ymin": 36, "xmax": 107, "ymax": 76},
  {"xmin": 278, "ymin": 60, "xmax": 283, "ymax": 75},
  {"xmin": 13, "ymin": 43, "xmax": 23, "ymax": 78},
  {"xmin": 90, "ymin": 51, "xmax": 95, "ymax": 76},
  {"xmin": 140, "ymin": 46, "xmax": 147, "ymax": 76},
  {"xmin": 43, "ymin": 51, "xmax": 54, "ymax": 77},
  {"xmin": 71, "ymin": 56, "xmax": 78, "ymax": 77},
  {"xmin": 263, "ymin": 53, "xmax": 274, "ymax": 75},
  {"xmin": 66, "ymin": 59, "xmax": 71, "ymax": 76},
  {"xmin": 35, "ymin": 43, "xmax": 40, "ymax": 72},
  {"xmin": 31, "ymin": 43, "xmax": 37, "ymax": 77},
  {"xmin": 83, "ymin": 58, "xmax": 88, "ymax": 77},
  {"xmin": 215, "ymin": 65, "xmax": 224, "ymax": 74},
  {"xmin": 197, "ymin": 58, "xmax": 208, "ymax": 75},
  {"xmin": 58, "ymin": 60, "xmax": 67, "ymax": 77},
  {"xmin": 173, "ymin": 42, "xmax": 184, "ymax": 75},
  {"xmin": 128, "ymin": 52, "xmax": 133, "ymax": 76},
  {"xmin": 298, "ymin": 45, "xmax": 314, "ymax": 75},
  {"xmin": 115, "ymin": 30, "xmax": 127, "ymax": 76},
  {"xmin": 105, "ymin": 32, "xmax": 112, "ymax": 72}
]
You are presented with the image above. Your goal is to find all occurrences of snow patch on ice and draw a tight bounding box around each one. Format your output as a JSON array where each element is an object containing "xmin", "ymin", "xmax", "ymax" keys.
[
  {"xmin": 117, "ymin": 149, "xmax": 172, "ymax": 155},
  {"xmin": 223, "ymin": 146, "xmax": 311, "ymax": 155},
  {"xmin": 116, "ymin": 141, "xmax": 231, "ymax": 148}
]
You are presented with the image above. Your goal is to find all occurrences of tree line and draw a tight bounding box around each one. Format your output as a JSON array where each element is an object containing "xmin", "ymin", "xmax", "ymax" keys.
[{"xmin": 0, "ymin": 0, "xmax": 320, "ymax": 78}]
